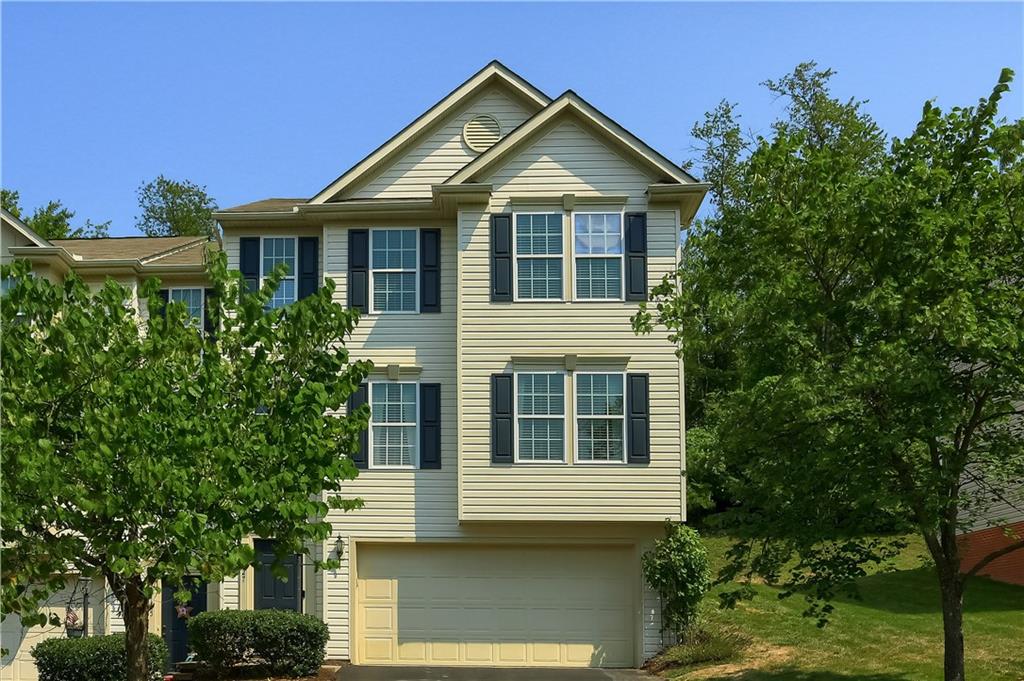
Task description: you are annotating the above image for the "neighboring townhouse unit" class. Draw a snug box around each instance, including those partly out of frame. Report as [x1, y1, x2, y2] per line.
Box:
[212, 61, 708, 669]
[958, 480, 1024, 586]
[1, 209, 218, 680]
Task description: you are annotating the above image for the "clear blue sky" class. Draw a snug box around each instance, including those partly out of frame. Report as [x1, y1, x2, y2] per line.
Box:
[3, 2, 1022, 236]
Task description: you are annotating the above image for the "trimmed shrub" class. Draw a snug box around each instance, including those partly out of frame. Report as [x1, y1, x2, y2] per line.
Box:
[188, 609, 328, 677]
[32, 633, 168, 681]
[642, 521, 713, 637]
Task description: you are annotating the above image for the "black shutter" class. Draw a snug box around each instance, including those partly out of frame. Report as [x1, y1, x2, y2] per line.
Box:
[491, 374, 514, 463]
[490, 214, 512, 302]
[627, 373, 650, 464]
[420, 229, 441, 313]
[155, 289, 169, 318]
[348, 383, 369, 470]
[348, 230, 369, 313]
[625, 213, 648, 301]
[297, 237, 319, 300]
[419, 383, 441, 469]
[203, 288, 218, 337]
[239, 237, 260, 293]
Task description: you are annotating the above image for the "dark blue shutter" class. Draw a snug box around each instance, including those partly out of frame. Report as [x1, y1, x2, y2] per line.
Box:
[491, 374, 514, 463]
[239, 237, 260, 293]
[627, 373, 650, 464]
[625, 213, 648, 301]
[203, 288, 218, 337]
[155, 289, 169, 318]
[348, 383, 369, 470]
[297, 237, 319, 300]
[419, 383, 441, 469]
[420, 229, 441, 313]
[348, 230, 369, 313]
[490, 214, 512, 302]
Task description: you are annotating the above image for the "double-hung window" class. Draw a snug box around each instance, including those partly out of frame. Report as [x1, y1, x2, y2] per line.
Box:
[262, 237, 297, 309]
[369, 382, 418, 468]
[515, 372, 565, 462]
[514, 213, 562, 300]
[371, 229, 418, 313]
[576, 373, 626, 463]
[573, 213, 624, 300]
[169, 288, 204, 328]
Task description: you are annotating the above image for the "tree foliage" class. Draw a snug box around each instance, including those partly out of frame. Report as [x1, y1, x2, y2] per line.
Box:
[135, 175, 218, 238]
[0, 254, 371, 681]
[636, 64, 1023, 681]
[2, 188, 110, 239]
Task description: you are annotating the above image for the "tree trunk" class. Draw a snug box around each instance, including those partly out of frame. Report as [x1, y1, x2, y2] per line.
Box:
[937, 563, 966, 681]
[123, 578, 151, 681]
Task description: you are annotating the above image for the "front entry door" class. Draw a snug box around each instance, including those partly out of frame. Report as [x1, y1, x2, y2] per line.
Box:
[254, 539, 302, 611]
[162, 576, 207, 664]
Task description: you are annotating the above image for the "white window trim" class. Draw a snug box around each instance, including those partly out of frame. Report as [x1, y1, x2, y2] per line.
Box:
[573, 371, 628, 465]
[571, 210, 626, 302]
[367, 380, 420, 470]
[513, 370, 568, 464]
[369, 227, 420, 315]
[166, 287, 205, 329]
[260, 236, 298, 308]
[512, 212, 564, 302]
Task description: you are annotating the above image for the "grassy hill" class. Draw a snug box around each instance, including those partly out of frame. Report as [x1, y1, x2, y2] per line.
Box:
[648, 533, 1024, 680]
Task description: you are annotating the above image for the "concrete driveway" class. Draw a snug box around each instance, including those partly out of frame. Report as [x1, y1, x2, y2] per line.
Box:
[339, 666, 655, 681]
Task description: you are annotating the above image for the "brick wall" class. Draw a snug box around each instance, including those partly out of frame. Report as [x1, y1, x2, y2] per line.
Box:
[957, 521, 1024, 585]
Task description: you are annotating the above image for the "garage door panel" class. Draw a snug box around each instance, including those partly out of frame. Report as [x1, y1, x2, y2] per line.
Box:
[356, 544, 635, 668]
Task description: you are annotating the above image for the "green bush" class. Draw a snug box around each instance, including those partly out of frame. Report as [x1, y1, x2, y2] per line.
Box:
[643, 521, 713, 637]
[188, 609, 328, 677]
[32, 633, 168, 681]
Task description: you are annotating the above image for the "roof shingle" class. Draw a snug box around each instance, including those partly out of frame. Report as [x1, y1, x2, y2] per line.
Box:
[50, 236, 212, 266]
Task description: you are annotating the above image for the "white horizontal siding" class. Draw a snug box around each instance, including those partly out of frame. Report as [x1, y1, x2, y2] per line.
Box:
[344, 87, 534, 200]
[959, 477, 1024, 533]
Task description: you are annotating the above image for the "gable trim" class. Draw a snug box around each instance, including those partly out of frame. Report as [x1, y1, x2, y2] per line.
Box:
[1, 207, 51, 247]
[444, 91, 699, 187]
[309, 61, 550, 205]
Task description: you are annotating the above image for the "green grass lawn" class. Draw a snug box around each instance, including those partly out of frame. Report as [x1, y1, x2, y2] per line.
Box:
[649, 533, 1024, 681]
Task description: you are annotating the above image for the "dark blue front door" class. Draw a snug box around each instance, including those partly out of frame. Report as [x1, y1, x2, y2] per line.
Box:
[161, 576, 207, 664]
[254, 539, 302, 611]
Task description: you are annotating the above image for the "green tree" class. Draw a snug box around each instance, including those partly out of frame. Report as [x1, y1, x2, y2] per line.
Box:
[1, 188, 110, 239]
[135, 175, 218, 238]
[636, 65, 1023, 681]
[1, 254, 371, 681]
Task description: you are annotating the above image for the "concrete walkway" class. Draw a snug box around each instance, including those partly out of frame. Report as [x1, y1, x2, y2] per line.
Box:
[339, 666, 655, 681]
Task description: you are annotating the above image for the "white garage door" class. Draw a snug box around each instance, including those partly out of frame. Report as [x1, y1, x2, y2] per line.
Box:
[355, 544, 636, 668]
[1, 584, 77, 681]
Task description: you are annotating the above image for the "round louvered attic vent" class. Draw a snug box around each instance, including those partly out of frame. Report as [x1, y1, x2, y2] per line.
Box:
[463, 114, 502, 152]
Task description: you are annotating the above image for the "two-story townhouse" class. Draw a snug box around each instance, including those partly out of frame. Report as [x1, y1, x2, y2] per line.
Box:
[213, 61, 708, 669]
[1, 208, 218, 679]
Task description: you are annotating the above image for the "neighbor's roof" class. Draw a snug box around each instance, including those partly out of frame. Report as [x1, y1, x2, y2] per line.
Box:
[49, 235, 214, 266]
[218, 198, 307, 213]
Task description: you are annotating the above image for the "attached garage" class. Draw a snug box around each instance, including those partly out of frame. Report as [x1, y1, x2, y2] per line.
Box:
[355, 543, 637, 668]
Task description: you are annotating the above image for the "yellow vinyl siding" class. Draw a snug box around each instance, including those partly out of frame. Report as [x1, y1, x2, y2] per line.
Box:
[457, 117, 683, 522]
[342, 87, 534, 200]
[484, 118, 655, 206]
[1, 222, 35, 265]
